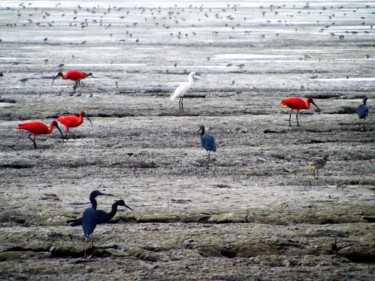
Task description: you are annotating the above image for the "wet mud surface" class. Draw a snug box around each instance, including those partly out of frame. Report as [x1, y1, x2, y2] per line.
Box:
[0, 1, 374, 280]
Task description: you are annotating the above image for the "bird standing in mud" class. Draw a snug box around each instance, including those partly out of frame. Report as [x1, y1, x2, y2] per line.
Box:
[170, 72, 199, 113]
[57, 111, 93, 140]
[67, 190, 114, 226]
[17, 120, 64, 149]
[309, 155, 329, 179]
[357, 96, 369, 122]
[198, 125, 217, 167]
[52, 70, 93, 95]
[280, 97, 320, 126]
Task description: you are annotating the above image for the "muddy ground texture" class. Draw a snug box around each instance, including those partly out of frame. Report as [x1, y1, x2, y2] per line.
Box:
[0, 1, 374, 280]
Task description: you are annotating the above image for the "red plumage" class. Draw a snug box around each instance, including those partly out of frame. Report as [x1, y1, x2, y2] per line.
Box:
[280, 97, 320, 126]
[52, 70, 93, 95]
[57, 111, 92, 139]
[17, 121, 63, 149]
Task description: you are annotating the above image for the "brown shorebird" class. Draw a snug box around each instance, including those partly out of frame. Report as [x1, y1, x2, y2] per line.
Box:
[309, 155, 329, 178]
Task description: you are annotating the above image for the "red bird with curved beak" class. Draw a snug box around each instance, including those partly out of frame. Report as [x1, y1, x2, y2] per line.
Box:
[52, 70, 93, 95]
[280, 97, 320, 126]
[17, 120, 64, 149]
[57, 111, 93, 140]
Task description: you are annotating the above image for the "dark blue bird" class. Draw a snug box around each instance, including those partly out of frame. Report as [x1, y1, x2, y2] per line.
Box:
[67, 190, 114, 226]
[80, 200, 132, 258]
[357, 96, 369, 121]
[198, 125, 217, 166]
[95, 199, 132, 224]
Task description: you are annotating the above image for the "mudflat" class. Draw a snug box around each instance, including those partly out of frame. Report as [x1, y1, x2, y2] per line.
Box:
[0, 1, 374, 280]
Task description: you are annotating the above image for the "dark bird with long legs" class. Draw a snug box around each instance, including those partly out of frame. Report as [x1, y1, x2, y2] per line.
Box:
[198, 125, 217, 167]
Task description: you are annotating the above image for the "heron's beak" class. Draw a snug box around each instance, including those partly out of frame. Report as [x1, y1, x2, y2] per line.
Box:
[311, 100, 321, 113]
[124, 203, 133, 211]
[101, 193, 115, 198]
[194, 74, 201, 80]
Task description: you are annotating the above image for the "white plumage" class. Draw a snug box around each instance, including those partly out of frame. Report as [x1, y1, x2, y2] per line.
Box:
[170, 72, 197, 112]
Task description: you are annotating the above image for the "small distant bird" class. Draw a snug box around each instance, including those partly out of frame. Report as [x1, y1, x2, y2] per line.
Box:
[52, 70, 93, 95]
[17, 121, 64, 149]
[170, 72, 199, 112]
[198, 125, 217, 166]
[281, 97, 320, 126]
[357, 96, 369, 121]
[309, 155, 329, 178]
[57, 111, 93, 140]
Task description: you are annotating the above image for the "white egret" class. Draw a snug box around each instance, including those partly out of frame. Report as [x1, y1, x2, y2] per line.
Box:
[170, 72, 198, 112]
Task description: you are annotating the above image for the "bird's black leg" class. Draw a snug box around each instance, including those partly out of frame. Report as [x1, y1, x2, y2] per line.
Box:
[289, 110, 293, 126]
[204, 151, 211, 167]
[296, 110, 300, 126]
[28, 134, 37, 149]
[71, 81, 78, 96]
[179, 97, 184, 112]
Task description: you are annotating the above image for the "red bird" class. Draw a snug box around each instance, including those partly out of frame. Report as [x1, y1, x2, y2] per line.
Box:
[17, 121, 64, 149]
[280, 97, 320, 126]
[52, 70, 93, 95]
[57, 111, 93, 140]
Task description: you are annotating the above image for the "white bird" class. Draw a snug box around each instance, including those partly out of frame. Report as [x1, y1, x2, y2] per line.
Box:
[170, 72, 198, 112]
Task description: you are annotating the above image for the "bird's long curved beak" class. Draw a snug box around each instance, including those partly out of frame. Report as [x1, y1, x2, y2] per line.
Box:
[86, 115, 93, 127]
[51, 74, 59, 85]
[311, 100, 321, 113]
[55, 123, 65, 139]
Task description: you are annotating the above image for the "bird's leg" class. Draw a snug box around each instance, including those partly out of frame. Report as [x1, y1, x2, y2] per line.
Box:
[71, 81, 79, 96]
[204, 151, 211, 167]
[179, 97, 184, 113]
[289, 109, 293, 126]
[28, 134, 37, 149]
[84, 237, 88, 258]
[296, 110, 300, 126]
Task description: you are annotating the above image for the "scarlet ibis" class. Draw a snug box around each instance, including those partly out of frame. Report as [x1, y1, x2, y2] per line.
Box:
[198, 125, 217, 166]
[309, 155, 329, 179]
[17, 120, 64, 149]
[57, 111, 93, 140]
[52, 70, 93, 95]
[357, 96, 369, 121]
[280, 97, 320, 126]
[170, 72, 199, 112]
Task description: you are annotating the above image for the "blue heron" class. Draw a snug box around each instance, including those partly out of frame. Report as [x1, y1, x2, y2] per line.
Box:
[198, 125, 217, 166]
[357, 96, 369, 121]
[170, 72, 199, 112]
[80, 198, 132, 258]
[67, 190, 113, 226]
